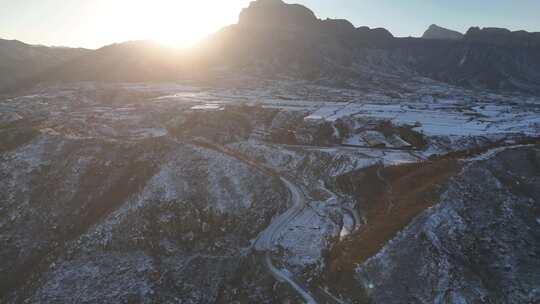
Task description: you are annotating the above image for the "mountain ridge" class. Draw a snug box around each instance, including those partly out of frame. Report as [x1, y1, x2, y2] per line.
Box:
[465, 26, 540, 47]
[0, 38, 90, 91]
[2, 0, 540, 95]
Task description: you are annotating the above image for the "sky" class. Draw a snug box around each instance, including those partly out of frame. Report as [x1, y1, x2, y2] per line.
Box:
[1, 0, 539, 49]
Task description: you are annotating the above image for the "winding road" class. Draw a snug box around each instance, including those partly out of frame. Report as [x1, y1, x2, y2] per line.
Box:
[254, 178, 305, 251]
[254, 177, 318, 304]
[189, 138, 348, 304]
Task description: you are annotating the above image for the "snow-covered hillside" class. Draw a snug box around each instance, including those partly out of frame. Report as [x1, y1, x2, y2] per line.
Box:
[1, 79, 539, 303]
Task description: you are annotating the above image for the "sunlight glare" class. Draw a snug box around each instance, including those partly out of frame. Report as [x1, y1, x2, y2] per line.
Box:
[94, 0, 250, 48]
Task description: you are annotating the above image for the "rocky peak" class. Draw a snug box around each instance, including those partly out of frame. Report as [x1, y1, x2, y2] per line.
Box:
[422, 24, 464, 40]
[238, 0, 318, 30]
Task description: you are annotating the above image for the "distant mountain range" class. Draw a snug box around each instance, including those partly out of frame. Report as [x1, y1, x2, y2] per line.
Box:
[0, 39, 89, 91]
[2, 0, 540, 94]
[465, 26, 540, 47]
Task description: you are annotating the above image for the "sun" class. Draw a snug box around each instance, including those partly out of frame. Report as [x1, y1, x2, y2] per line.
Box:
[142, 1, 209, 47]
[96, 0, 250, 48]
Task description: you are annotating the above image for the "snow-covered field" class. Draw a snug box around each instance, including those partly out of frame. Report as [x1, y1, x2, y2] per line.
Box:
[305, 100, 540, 136]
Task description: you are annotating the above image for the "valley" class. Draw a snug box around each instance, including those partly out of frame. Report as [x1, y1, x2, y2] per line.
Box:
[1, 80, 539, 303]
[1, 0, 540, 303]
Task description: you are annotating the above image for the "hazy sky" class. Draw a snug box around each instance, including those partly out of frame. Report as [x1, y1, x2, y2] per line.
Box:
[1, 0, 539, 49]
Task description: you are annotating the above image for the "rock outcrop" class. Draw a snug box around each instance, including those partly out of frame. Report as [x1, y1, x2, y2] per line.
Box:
[422, 24, 464, 40]
[238, 0, 318, 30]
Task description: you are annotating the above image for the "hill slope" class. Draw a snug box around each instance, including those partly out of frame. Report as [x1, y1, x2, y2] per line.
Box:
[0, 39, 89, 90]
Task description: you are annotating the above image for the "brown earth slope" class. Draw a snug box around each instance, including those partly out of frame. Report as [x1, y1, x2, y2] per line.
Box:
[327, 158, 461, 291]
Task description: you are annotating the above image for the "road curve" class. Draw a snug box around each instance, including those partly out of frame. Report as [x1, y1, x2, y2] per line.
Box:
[254, 177, 305, 251]
[187, 138, 318, 303]
[264, 253, 318, 304]
[255, 176, 318, 304]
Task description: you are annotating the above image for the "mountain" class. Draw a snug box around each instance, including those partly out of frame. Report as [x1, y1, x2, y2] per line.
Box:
[6, 41, 185, 93]
[194, 0, 394, 82]
[0, 38, 89, 91]
[197, 0, 540, 93]
[2, 0, 540, 95]
[7, 0, 396, 92]
[422, 24, 464, 40]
